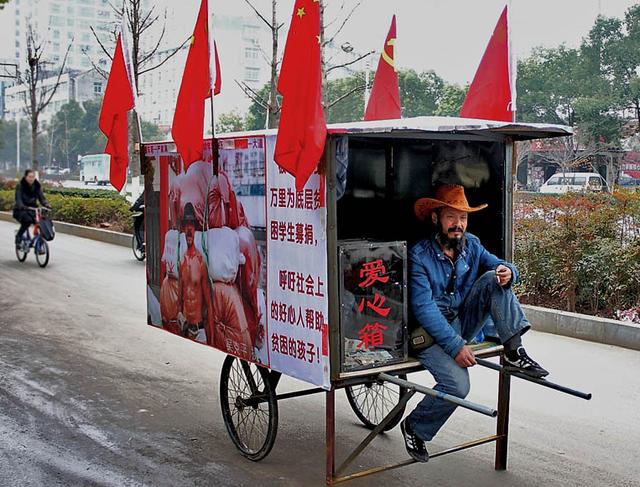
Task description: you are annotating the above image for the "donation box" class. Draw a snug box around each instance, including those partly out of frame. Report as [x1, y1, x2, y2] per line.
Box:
[338, 240, 408, 373]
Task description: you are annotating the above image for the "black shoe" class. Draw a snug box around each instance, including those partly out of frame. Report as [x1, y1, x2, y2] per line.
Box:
[400, 419, 429, 463]
[504, 347, 549, 378]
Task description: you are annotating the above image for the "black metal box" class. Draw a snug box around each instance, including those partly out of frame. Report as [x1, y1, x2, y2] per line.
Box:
[338, 240, 408, 373]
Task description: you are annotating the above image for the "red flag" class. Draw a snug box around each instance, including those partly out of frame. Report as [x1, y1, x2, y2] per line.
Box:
[460, 6, 514, 122]
[99, 35, 135, 192]
[364, 15, 401, 121]
[275, 0, 327, 191]
[172, 0, 221, 170]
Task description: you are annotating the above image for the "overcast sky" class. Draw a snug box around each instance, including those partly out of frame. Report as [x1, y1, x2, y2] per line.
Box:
[181, 0, 639, 84]
[1, 0, 638, 84]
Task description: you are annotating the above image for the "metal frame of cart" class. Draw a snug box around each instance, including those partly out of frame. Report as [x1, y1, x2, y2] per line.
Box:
[142, 116, 591, 486]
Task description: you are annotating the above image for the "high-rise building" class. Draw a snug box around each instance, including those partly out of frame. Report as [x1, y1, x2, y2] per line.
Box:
[136, 14, 271, 133]
[0, 0, 116, 73]
[4, 69, 107, 124]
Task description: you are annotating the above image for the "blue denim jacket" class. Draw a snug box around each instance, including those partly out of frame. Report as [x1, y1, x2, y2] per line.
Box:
[408, 233, 519, 358]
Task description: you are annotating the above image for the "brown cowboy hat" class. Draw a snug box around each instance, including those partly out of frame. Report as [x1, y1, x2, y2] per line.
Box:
[414, 184, 488, 222]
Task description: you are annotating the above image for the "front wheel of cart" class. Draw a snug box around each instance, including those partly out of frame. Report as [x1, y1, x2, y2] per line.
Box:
[220, 355, 278, 461]
[345, 374, 408, 431]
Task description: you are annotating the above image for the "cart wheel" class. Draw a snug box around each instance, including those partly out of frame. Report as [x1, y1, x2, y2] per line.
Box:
[345, 374, 407, 431]
[220, 355, 278, 461]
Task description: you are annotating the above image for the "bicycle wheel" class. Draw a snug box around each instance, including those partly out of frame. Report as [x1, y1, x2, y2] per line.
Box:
[345, 374, 408, 431]
[132, 235, 145, 261]
[35, 238, 49, 268]
[220, 355, 278, 461]
[15, 241, 28, 262]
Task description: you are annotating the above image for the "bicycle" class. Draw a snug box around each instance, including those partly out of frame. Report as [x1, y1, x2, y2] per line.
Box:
[131, 209, 145, 261]
[15, 207, 51, 268]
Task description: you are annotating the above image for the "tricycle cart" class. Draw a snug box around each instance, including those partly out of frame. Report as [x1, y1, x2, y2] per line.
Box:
[141, 116, 591, 485]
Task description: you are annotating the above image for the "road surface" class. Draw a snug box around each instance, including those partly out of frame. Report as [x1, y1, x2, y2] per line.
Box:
[0, 220, 638, 487]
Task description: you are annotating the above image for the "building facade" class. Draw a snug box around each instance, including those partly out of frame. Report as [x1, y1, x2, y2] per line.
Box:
[3, 69, 106, 124]
[136, 14, 271, 133]
[0, 0, 116, 74]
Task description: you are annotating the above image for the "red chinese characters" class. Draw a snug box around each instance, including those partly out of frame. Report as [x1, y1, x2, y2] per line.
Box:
[270, 220, 315, 245]
[356, 259, 392, 350]
[358, 259, 389, 288]
[271, 333, 320, 363]
[278, 270, 324, 297]
[357, 322, 388, 349]
[269, 187, 321, 210]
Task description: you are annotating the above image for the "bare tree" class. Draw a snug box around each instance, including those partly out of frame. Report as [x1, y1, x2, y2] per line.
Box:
[18, 23, 72, 171]
[240, 0, 284, 129]
[87, 0, 190, 178]
[241, 0, 372, 126]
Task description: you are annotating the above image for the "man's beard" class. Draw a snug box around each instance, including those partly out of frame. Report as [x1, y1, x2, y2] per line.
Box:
[435, 226, 466, 252]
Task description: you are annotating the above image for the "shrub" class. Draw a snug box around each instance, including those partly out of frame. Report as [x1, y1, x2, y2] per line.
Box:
[0, 189, 132, 233]
[514, 190, 640, 319]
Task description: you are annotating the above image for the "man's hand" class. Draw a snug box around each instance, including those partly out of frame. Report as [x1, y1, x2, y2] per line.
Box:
[454, 345, 476, 368]
[496, 264, 512, 287]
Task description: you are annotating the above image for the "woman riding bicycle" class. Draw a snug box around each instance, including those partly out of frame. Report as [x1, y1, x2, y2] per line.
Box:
[13, 169, 50, 248]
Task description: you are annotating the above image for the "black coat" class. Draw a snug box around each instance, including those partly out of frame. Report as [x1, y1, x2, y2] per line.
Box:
[130, 191, 145, 212]
[13, 178, 48, 217]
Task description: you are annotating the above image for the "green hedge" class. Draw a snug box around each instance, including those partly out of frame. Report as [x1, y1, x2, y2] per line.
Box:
[44, 187, 124, 200]
[514, 191, 640, 320]
[0, 189, 132, 233]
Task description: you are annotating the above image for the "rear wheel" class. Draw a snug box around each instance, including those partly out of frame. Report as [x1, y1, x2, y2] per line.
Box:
[220, 355, 278, 461]
[15, 239, 27, 262]
[345, 374, 408, 431]
[132, 235, 145, 261]
[35, 238, 49, 268]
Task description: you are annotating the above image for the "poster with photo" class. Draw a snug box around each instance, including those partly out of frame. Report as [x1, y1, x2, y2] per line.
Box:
[145, 138, 268, 365]
[144, 135, 330, 389]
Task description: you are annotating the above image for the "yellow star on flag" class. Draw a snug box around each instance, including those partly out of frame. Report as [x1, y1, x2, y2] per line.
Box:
[316, 35, 321, 44]
[297, 7, 306, 18]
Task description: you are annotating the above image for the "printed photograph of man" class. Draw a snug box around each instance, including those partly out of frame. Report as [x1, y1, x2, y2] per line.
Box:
[178, 202, 213, 343]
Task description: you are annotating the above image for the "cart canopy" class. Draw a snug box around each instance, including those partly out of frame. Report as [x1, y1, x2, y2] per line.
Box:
[147, 116, 572, 145]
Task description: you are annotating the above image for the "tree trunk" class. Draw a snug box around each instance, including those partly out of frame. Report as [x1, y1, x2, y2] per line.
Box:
[31, 116, 38, 171]
[267, 0, 279, 129]
[128, 0, 141, 179]
[319, 0, 328, 109]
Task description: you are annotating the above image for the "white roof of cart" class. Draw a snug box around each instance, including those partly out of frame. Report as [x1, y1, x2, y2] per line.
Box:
[145, 116, 572, 145]
[325, 116, 572, 140]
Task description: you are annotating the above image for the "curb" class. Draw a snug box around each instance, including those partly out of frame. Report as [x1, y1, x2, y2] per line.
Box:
[0, 211, 131, 248]
[523, 304, 640, 352]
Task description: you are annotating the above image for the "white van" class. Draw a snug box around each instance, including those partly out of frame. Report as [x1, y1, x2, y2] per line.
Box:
[80, 154, 110, 186]
[539, 172, 607, 194]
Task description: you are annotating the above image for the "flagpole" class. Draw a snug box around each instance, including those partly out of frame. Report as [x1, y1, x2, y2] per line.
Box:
[210, 96, 218, 177]
[508, 0, 516, 122]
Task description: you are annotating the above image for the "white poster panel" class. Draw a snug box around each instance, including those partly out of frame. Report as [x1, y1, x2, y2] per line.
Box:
[265, 135, 330, 389]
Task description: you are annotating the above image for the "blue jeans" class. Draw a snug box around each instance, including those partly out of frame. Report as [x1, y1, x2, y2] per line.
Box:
[407, 271, 530, 441]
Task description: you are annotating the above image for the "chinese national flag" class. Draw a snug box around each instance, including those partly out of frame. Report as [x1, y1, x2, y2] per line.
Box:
[172, 0, 221, 170]
[364, 15, 401, 121]
[275, 0, 327, 191]
[99, 35, 135, 192]
[460, 6, 514, 122]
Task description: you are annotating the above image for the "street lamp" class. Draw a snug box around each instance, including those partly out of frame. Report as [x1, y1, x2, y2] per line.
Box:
[340, 43, 374, 111]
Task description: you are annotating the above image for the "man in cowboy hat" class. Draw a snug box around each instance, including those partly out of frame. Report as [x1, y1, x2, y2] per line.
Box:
[400, 184, 548, 463]
[178, 202, 213, 343]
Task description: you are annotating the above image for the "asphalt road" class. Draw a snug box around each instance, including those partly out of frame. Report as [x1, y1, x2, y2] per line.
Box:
[0, 220, 638, 487]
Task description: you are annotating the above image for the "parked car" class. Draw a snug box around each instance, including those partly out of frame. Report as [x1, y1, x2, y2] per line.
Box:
[539, 172, 608, 194]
